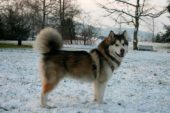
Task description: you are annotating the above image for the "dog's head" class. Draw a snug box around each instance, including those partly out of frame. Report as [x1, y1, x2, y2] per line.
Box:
[106, 30, 128, 58]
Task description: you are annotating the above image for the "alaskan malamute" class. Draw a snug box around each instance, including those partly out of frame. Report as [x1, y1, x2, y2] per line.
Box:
[34, 27, 128, 107]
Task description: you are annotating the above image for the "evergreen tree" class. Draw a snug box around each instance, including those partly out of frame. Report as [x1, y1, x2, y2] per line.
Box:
[155, 33, 161, 42]
[5, 8, 30, 41]
[161, 4, 170, 42]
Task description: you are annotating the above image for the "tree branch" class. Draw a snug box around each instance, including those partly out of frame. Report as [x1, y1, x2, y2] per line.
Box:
[140, 8, 167, 18]
[140, 0, 146, 14]
[114, 0, 136, 7]
[111, 14, 135, 26]
[98, 3, 136, 18]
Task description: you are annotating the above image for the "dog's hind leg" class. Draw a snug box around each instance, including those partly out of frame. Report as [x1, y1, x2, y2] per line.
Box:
[41, 83, 54, 107]
[41, 77, 60, 108]
[93, 80, 107, 104]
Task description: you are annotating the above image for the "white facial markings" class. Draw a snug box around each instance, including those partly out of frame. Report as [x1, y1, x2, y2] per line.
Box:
[121, 40, 124, 45]
[115, 40, 121, 55]
[108, 39, 128, 59]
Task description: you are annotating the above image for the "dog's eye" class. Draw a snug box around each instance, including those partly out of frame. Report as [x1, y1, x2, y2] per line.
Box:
[122, 44, 125, 46]
[115, 44, 119, 47]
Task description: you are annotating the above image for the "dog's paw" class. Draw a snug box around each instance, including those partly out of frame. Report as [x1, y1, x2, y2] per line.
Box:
[96, 99, 105, 104]
[40, 104, 47, 108]
[46, 106, 57, 109]
[41, 104, 57, 109]
[94, 98, 97, 102]
[103, 101, 107, 104]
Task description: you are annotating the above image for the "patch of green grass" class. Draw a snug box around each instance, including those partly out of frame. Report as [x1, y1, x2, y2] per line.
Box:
[158, 43, 170, 49]
[163, 46, 170, 49]
[0, 43, 32, 48]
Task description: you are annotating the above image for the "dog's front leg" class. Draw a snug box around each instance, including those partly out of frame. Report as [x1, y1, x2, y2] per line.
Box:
[93, 80, 107, 104]
[41, 92, 48, 107]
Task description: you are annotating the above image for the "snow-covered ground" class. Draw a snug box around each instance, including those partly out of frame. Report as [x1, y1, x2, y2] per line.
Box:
[0, 48, 170, 113]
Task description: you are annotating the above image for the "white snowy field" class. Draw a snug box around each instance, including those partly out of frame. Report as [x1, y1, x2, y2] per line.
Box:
[0, 48, 170, 113]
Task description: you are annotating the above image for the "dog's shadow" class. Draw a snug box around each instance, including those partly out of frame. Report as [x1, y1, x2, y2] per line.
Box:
[42, 105, 57, 109]
[43, 97, 109, 109]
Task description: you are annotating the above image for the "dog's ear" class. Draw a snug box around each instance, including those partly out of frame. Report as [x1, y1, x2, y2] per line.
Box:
[108, 30, 114, 39]
[107, 30, 115, 43]
[122, 30, 128, 40]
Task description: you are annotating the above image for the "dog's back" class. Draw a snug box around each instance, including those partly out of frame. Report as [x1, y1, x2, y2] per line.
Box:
[42, 50, 97, 80]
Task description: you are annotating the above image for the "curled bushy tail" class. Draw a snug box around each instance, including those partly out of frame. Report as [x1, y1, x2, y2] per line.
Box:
[34, 27, 62, 54]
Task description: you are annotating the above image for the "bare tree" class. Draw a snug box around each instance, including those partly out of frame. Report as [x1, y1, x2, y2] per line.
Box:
[0, 0, 81, 43]
[0, 0, 31, 43]
[98, 0, 167, 50]
[25, 0, 57, 28]
[56, 0, 80, 42]
[77, 13, 99, 45]
[41, 0, 57, 28]
[82, 25, 98, 45]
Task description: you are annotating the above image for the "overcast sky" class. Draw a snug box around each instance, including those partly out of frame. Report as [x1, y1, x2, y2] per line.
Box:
[77, 0, 169, 34]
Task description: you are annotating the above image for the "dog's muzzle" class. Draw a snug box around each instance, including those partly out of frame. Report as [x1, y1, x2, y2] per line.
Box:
[120, 49, 125, 57]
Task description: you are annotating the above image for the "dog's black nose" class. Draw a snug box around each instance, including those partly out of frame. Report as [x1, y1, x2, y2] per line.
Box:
[120, 49, 125, 56]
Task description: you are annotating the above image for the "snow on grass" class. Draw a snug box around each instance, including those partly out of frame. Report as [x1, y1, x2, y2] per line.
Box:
[0, 48, 170, 113]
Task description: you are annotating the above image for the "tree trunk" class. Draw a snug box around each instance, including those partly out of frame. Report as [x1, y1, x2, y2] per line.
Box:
[84, 36, 86, 45]
[152, 17, 155, 41]
[69, 28, 73, 44]
[70, 38, 73, 44]
[133, 0, 139, 50]
[59, 0, 63, 37]
[133, 19, 139, 50]
[133, 17, 139, 50]
[133, 28, 138, 50]
[42, 0, 46, 28]
[18, 39, 22, 46]
[63, 0, 65, 20]
[59, 0, 62, 24]
[59, 0, 65, 37]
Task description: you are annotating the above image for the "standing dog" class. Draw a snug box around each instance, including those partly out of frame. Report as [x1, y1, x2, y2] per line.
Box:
[34, 27, 128, 107]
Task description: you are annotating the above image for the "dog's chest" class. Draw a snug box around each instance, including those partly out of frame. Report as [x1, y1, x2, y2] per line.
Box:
[98, 63, 113, 82]
[105, 65, 113, 80]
